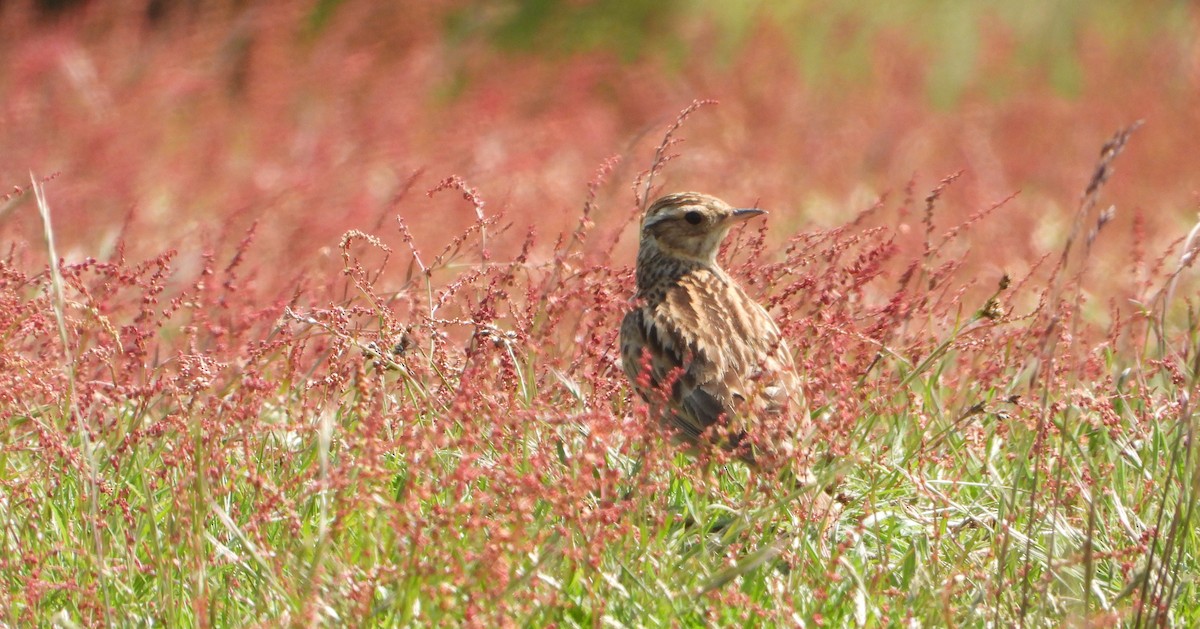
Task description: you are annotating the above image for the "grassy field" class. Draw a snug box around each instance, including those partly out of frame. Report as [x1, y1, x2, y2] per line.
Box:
[2, 1, 1200, 626]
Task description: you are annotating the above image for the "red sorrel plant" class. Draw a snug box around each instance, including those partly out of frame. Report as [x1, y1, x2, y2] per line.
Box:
[3, 3, 1200, 620]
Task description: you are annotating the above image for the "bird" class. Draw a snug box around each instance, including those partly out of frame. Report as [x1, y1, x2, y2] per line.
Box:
[620, 191, 810, 471]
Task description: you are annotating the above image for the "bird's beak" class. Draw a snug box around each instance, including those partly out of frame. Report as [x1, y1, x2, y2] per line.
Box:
[730, 208, 767, 222]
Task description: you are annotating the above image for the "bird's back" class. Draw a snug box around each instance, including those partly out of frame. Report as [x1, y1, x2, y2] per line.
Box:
[620, 265, 802, 455]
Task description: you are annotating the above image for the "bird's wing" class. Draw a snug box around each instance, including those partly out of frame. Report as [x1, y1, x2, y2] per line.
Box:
[620, 306, 708, 442]
[622, 270, 801, 445]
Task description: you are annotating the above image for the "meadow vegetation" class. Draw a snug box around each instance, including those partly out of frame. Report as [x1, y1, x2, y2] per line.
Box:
[2, 1, 1199, 625]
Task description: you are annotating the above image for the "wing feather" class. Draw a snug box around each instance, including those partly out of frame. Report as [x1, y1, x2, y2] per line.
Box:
[621, 267, 802, 451]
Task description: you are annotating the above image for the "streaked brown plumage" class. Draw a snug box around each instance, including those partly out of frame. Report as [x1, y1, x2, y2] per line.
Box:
[620, 192, 807, 467]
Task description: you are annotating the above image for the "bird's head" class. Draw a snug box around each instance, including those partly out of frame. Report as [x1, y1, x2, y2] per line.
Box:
[640, 192, 766, 263]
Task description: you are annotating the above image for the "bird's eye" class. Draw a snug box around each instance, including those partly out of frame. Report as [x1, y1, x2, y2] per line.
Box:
[684, 211, 703, 225]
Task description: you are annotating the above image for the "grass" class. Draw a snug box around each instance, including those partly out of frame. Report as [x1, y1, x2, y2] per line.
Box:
[4, 113, 1200, 626]
[3, 2, 1200, 626]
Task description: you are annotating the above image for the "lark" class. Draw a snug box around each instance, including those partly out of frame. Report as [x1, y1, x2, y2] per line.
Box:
[620, 192, 808, 469]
